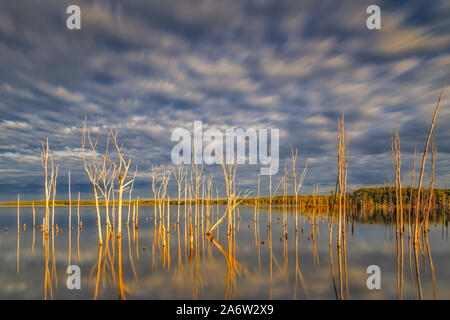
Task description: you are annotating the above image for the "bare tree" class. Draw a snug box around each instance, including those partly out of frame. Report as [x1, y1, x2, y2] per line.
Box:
[290, 146, 308, 231]
[98, 133, 116, 231]
[174, 165, 186, 224]
[126, 166, 138, 226]
[414, 86, 444, 243]
[337, 114, 349, 248]
[81, 119, 104, 245]
[207, 161, 249, 236]
[391, 125, 403, 235]
[41, 138, 57, 235]
[108, 128, 133, 239]
[152, 165, 158, 227]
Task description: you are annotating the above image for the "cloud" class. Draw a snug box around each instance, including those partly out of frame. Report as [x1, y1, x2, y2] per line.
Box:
[36, 82, 85, 103]
[374, 13, 449, 55]
[1, 120, 30, 130]
[0, 0, 449, 201]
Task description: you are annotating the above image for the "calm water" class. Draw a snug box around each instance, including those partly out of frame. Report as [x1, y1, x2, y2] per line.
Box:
[0, 205, 448, 299]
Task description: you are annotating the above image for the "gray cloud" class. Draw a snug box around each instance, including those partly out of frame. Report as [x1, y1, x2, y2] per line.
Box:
[0, 0, 449, 201]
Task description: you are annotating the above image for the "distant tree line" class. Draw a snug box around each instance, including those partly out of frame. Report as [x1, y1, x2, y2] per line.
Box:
[2, 186, 448, 211]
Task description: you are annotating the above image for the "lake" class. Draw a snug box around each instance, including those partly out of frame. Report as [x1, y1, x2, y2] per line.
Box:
[0, 205, 448, 299]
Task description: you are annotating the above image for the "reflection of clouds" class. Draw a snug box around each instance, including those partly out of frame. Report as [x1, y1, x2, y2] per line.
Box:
[0, 207, 450, 299]
[3, 282, 27, 294]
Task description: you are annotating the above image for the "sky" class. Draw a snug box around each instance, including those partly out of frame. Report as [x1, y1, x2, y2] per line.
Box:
[0, 0, 449, 202]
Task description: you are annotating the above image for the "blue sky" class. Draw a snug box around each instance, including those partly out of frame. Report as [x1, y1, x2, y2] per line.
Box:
[0, 0, 449, 201]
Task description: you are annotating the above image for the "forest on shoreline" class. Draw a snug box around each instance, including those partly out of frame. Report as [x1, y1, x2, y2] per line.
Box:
[2, 186, 448, 209]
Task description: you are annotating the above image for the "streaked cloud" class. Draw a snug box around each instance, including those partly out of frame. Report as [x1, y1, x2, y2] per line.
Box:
[0, 0, 449, 201]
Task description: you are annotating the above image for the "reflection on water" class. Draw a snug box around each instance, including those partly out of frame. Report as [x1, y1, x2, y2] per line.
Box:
[0, 205, 448, 299]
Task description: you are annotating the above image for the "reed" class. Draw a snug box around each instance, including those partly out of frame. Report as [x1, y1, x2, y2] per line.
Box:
[205, 173, 213, 222]
[336, 114, 349, 248]
[254, 173, 260, 222]
[32, 201, 35, 228]
[391, 125, 403, 235]
[408, 150, 417, 239]
[41, 138, 57, 235]
[151, 166, 159, 227]
[136, 196, 140, 228]
[17, 194, 20, 233]
[423, 134, 437, 233]
[68, 170, 72, 230]
[174, 165, 186, 224]
[290, 146, 308, 231]
[77, 192, 80, 229]
[51, 165, 58, 228]
[414, 87, 444, 244]
[126, 167, 137, 225]
[98, 134, 115, 230]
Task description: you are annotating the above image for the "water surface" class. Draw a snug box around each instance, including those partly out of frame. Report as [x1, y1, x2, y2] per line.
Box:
[0, 205, 448, 299]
